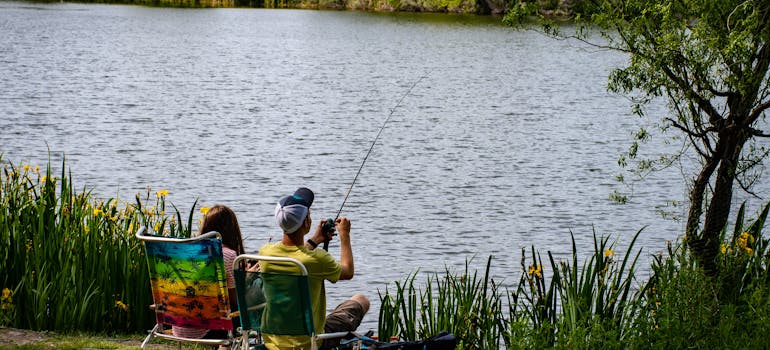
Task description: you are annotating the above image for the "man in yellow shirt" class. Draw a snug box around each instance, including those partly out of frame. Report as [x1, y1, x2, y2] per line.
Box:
[259, 187, 369, 350]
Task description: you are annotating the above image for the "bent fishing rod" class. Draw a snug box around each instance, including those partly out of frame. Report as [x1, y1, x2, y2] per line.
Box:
[321, 74, 428, 250]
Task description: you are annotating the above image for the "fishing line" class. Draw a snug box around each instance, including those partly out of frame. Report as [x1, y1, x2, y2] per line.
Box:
[322, 73, 428, 249]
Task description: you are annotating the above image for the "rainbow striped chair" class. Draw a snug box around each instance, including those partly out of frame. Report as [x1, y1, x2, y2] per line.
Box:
[137, 227, 242, 349]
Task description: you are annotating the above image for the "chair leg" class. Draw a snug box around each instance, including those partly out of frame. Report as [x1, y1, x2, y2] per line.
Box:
[239, 332, 249, 350]
[141, 324, 160, 349]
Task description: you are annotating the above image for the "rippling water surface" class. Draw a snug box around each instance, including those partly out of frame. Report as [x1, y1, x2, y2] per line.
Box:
[2, 1, 768, 331]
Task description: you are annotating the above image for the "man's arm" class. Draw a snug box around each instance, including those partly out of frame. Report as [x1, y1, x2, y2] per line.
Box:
[336, 217, 354, 280]
[305, 217, 354, 280]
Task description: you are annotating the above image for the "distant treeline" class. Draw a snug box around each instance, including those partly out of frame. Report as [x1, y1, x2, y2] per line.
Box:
[66, 0, 585, 16]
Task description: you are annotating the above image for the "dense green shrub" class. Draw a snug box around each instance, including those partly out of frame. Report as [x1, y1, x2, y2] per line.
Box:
[0, 155, 196, 333]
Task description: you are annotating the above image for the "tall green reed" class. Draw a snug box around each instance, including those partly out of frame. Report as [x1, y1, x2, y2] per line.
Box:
[378, 229, 644, 349]
[0, 155, 198, 333]
[553, 230, 642, 340]
[378, 256, 506, 349]
[507, 246, 559, 347]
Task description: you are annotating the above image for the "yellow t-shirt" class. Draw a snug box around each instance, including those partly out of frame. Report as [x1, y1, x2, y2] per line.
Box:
[258, 242, 341, 350]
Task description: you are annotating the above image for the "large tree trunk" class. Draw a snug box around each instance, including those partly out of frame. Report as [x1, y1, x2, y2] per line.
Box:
[687, 123, 749, 275]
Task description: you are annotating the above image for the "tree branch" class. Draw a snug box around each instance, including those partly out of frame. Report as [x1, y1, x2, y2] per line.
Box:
[745, 41, 770, 124]
[736, 175, 761, 199]
[748, 98, 770, 125]
[749, 128, 770, 137]
[660, 64, 724, 125]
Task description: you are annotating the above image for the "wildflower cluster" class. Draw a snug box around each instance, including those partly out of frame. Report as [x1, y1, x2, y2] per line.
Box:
[1, 288, 14, 326]
[721, 232, 755, 256]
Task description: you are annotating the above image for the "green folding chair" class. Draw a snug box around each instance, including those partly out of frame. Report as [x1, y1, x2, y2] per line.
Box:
[136, 227, 242, 349]
[233, 254, 352, 350]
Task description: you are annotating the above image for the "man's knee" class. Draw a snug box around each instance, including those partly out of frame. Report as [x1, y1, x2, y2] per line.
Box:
[325, 295, 369, 333]
[350, 294, 370, 314]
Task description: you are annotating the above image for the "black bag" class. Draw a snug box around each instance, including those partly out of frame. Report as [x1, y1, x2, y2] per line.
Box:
[371, 331, 457, 350]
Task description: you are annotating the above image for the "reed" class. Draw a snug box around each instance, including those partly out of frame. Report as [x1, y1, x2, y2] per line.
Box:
[378, 256, 506, 349]
[0, 155, 197, 333]
[378, 230, 644, 349]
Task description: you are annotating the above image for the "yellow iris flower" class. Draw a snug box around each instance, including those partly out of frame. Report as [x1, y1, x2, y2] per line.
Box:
[528, 264, 542, 278]
[115, 300, 129, 311]
[1, 288, 11, 301]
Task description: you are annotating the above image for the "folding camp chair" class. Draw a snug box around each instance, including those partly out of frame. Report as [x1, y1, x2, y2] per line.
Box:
[233, 254, 355, 350]
[136, 227, 241, 349]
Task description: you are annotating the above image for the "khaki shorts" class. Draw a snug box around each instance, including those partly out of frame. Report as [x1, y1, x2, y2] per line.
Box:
[325, 299, 366, 333]
[321, 299, 366, 349]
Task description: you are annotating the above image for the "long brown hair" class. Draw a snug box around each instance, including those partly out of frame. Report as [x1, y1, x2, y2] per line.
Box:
[200, 205, 245, 255]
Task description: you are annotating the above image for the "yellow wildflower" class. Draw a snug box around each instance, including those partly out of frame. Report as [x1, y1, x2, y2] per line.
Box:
[156, 189, 169, 198]
[93, 208, 104, 216]
[745, 247, 754, 255]
[25, 240, 32, 252]
[23, 164, 29, 172]
[128, 222, 134, 234]
[1, 288, 11, 302]
[34, 165, 40, 173]
[528, 264, 542, 278]
[720, 244, 727, 254]
[604, 249, 615, 258]
[115, 300, 129, 311]
[200, 207, 210, 215]
[154, 222, 161, 233]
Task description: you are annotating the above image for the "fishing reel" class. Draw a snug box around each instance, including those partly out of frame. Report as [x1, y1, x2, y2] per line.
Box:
[321, 218, 336, 238]
[320, 218, 336, 251]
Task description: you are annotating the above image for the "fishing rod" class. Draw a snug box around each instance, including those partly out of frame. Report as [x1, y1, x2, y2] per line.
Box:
[321, 74, 428, 250]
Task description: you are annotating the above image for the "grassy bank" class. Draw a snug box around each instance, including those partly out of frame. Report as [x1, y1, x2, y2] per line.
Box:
[0, 327, 214, 349]
[378, 209, 770, 348]
[3, 155, 770, 348]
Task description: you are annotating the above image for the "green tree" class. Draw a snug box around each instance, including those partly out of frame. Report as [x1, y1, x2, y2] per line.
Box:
[507, 1, 770, 275]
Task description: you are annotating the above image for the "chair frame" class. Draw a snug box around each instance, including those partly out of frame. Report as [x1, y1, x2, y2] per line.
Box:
[137, 226, 241, 349]
[233, 254, 350, 350]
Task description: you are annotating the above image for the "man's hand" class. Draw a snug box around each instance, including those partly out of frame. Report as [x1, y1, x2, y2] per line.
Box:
[336, 217, 351, 242]
[309, 221, 328, 247]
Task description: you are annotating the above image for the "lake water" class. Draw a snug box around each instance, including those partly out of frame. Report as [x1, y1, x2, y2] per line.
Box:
[2, 1, 768, 332]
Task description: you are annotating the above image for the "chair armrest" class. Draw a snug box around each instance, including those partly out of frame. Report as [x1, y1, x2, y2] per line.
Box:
[316, 331, 350, 340]
[248, 303, 266, 312]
